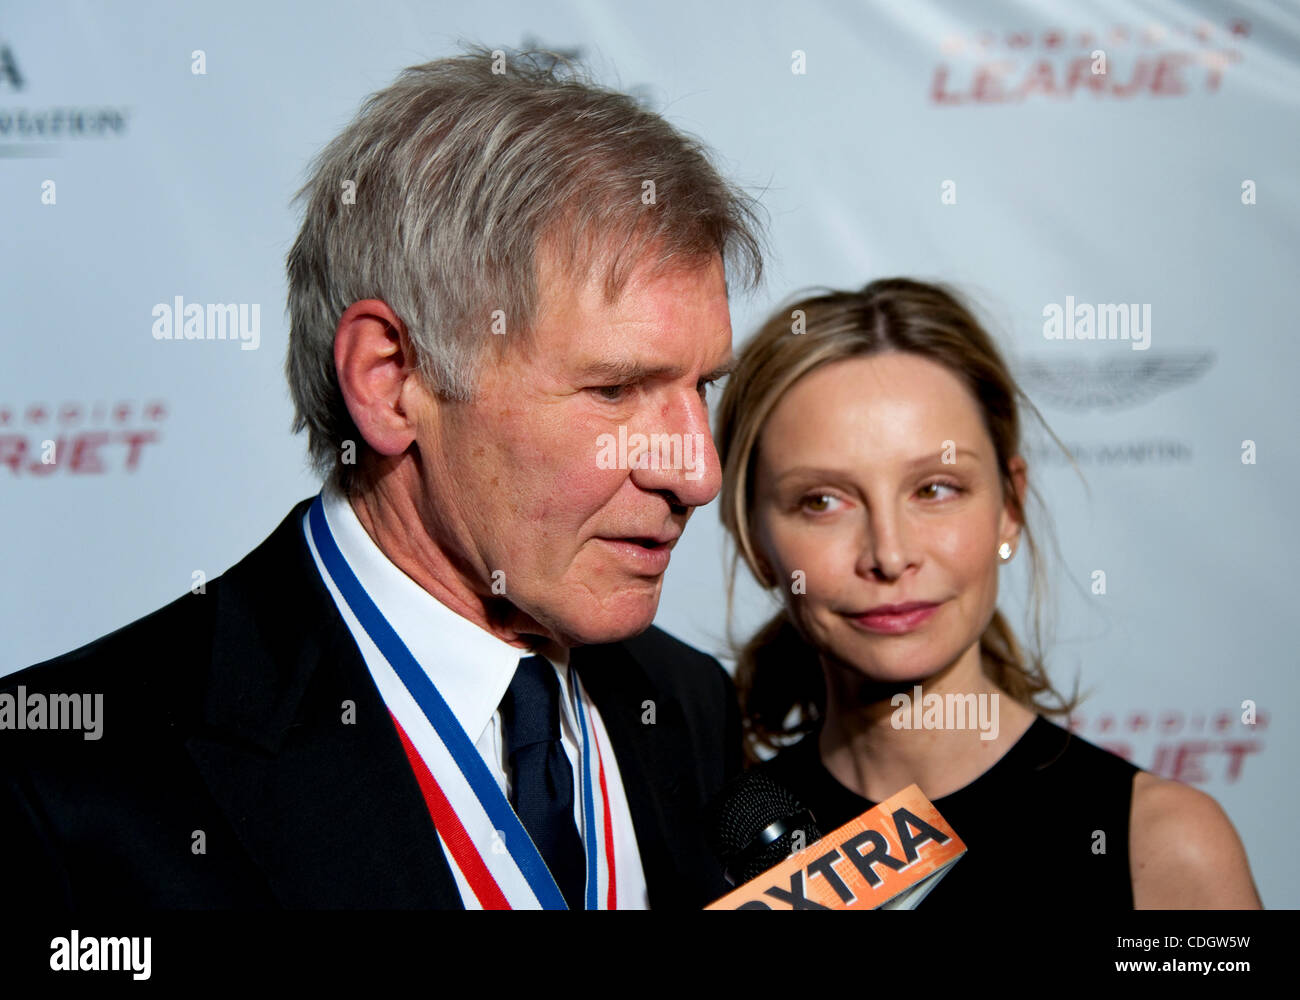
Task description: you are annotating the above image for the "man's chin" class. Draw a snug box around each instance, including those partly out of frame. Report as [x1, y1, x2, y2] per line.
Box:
[554, 599, 660, 648]
[564, 620, 656, 648]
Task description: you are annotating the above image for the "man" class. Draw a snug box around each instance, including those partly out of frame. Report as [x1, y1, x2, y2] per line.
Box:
[0, 48, 763, 909]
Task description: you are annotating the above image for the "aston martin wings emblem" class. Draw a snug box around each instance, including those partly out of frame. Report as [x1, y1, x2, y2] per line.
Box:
[1014, 351, 1215, 411]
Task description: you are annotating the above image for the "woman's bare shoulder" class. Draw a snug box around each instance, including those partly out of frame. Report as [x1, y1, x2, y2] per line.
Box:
[1129, 771, 1262, 909]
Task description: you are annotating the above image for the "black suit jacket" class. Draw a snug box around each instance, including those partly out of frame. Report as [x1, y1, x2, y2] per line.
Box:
[0, 499, 741, 909]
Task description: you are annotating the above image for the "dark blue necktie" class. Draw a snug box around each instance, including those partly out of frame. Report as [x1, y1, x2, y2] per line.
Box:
[499, 655, 586, 909]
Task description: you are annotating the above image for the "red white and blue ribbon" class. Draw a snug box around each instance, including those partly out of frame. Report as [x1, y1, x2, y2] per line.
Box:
[305, 494, 617, 908]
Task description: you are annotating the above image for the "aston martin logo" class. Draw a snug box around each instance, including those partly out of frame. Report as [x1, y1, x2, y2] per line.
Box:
[1014, 351, 1215, 412]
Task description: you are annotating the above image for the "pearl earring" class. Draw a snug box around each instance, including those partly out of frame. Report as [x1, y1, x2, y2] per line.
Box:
[998, 542, 1013, 561]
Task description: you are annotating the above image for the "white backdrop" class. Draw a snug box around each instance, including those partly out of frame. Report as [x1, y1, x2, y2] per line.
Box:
[3, 0, 1296, 907]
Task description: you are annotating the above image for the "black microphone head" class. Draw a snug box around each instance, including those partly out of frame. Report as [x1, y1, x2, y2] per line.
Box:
[705, 769, 822, 886]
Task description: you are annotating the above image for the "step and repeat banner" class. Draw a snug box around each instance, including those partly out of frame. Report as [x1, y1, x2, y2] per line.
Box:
[3, 1, 1296, 906]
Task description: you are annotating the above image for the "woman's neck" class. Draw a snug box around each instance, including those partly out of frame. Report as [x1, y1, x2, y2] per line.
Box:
[817, 645, 1037, 804]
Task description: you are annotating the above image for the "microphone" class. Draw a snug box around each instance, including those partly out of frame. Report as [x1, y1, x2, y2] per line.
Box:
[705, 777, 967, 910]
[705, 769, 823, 887]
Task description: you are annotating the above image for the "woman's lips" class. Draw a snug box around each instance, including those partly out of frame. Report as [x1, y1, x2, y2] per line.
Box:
[847, 602, 940, 634]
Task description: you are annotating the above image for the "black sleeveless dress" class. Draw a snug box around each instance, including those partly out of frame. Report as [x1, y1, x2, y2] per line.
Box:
[758, 715, 1140, 909]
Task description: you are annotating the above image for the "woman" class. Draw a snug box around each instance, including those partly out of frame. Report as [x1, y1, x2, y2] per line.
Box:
[714, 278, 1260, 908]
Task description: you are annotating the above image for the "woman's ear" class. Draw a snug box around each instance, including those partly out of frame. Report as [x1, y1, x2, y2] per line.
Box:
[748, 525, 779, 589]
[998, 454, 1028, 556]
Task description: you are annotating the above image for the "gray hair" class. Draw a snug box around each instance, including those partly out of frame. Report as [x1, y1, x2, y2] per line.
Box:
[286, 46, 765, 494]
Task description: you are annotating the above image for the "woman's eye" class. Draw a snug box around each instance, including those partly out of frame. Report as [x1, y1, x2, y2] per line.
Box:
[800, 493, 837, 513]
[918, 481, 961, 500]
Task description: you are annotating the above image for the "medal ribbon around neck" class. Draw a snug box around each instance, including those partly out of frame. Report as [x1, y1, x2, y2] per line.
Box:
[307, 495, 616, 908]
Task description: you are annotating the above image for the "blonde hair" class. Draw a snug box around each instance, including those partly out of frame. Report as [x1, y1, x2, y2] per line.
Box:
[714, 278, 1078, 762]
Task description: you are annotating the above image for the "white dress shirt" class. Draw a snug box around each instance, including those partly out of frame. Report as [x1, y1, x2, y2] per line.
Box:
[302, 486, 649, 908]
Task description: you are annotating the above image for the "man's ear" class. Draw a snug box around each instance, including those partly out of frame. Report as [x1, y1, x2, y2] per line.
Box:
[334, 299, 423, 458]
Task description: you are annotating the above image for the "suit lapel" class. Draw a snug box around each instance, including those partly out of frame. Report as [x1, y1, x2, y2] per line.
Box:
[181, 498, 722, 909]
[184, 499, 464, 908]
[573, 642, 707, 909]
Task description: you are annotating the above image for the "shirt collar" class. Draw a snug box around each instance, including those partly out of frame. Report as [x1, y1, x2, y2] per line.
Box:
[319, 486, 565, 744]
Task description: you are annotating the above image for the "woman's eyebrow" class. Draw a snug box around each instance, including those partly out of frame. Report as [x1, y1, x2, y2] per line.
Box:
[772, 449, 985, 483]
[772, 465, 849, 484]
[903, 446, 983, 470]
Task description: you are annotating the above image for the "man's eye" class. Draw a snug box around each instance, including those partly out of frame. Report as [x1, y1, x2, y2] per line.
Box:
[592, 384, 629, 402]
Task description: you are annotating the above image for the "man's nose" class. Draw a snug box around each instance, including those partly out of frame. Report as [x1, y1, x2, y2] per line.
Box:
[629, 392, 722, 507]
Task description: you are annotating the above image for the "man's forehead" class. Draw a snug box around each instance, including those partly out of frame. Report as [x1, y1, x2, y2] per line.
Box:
[538, 245, 725, 305]
[528, 250, 732, 372]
